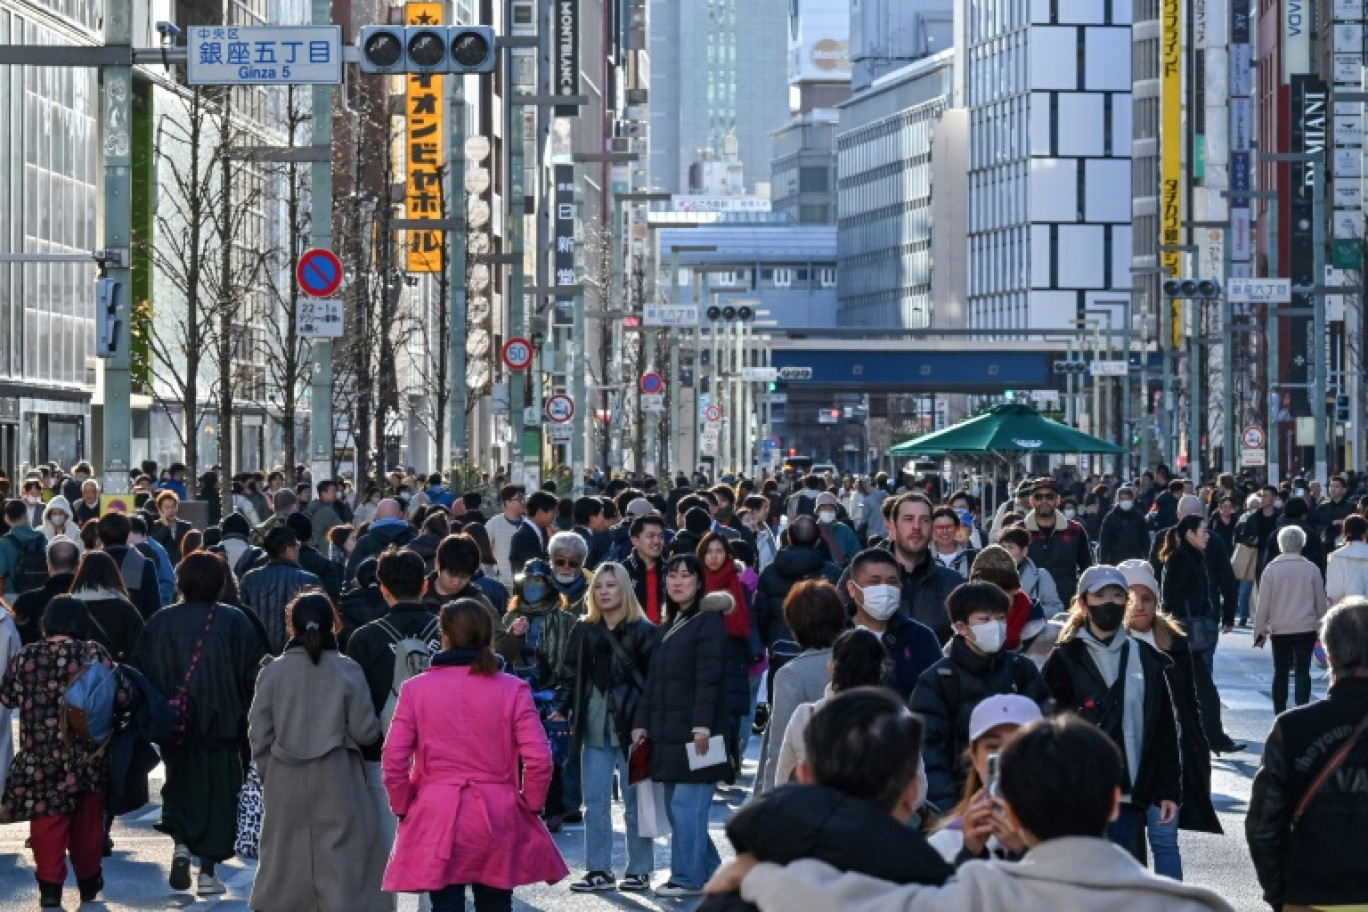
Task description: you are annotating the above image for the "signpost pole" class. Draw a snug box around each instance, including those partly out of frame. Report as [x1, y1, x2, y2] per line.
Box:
[309, 0, 335, 485]
[448, 72, 468, 467]
[100, 2, 133, 493]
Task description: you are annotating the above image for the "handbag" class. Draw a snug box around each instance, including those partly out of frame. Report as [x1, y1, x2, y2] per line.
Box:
[1231, 543, 1258, 582]
[166, 603, 217, 748]
[635, 777, 671, 838]
[235, 762, 265, 859]
[1292, 712, 1368, 828]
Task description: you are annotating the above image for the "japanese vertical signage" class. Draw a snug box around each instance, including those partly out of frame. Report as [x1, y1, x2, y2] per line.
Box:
[1331, 14, 1364, 272]
[555, 0, 580, 115]
[553, 164, 576, 326]
[1283, 0, 1311, 83]
[406, 2, 444, 272]
[1229, 1, 1253, 282]
[1289, 74, 1327, 417]
[1161, 0, 1183, 346]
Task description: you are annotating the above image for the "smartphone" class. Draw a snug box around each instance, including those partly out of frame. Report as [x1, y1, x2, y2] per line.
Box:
[986, 753, 1001, 802]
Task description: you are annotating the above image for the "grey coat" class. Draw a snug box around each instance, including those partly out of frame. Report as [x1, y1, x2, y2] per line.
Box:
[757, 649, 832, 794]
[247, 649, 389, 912]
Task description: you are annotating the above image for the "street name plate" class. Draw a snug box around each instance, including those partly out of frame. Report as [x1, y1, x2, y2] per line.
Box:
[189, 26, 343, 85]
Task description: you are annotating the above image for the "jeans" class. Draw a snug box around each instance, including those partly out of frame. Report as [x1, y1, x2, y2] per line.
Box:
[1185, 617, 1229, 745]
[582, 744, 653, 876]
[662, 782, 721, 888]
[430, 884, 512, 912]
[562, 745, 583, 815]
[1237, 580, 1254, 622]
[1271, 631, 1317, 714]
[737, 673, 763, 756]
[1145, 803, 1182, 880]
[1106, 802, 1148, 865]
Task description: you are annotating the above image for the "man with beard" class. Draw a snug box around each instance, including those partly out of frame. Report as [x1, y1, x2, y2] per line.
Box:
[879, 493, 963, 645]
[1023, 478, 1093, 608]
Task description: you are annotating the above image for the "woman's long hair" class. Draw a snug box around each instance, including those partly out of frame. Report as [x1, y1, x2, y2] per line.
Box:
[1157, 513, 1205, 565]
[1123, 590, 1186, 652]
[584, 562, 645, 625]
[440, 598, 499, 675]
[288, 591, 340, 664]
[70, 550, 129, 595]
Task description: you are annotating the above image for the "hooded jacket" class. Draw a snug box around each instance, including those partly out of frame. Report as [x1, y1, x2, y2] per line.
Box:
[39, 496, 79, 545]
[1325, 539, 1368, 604]
[754, 546, 842, 647]
[699, 784, 953, 912]
[345, 518, 417, 582]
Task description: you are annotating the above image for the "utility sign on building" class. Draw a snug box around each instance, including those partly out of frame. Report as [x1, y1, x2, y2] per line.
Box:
[188, 26, 342, 85]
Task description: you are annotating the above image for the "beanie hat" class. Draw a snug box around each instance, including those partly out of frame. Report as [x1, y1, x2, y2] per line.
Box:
[221, 510, 252, 538]
[970, 545, 1021, 592]
[684, 507, 713, 537]
[1176, 494, 1204, 518]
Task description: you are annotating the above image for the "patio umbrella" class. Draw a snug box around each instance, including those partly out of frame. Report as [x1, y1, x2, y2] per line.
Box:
[888, 403, 1125, 457]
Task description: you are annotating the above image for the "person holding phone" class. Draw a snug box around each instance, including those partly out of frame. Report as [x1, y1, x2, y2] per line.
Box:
[928, 695, 1041, 866]
[1252, 525, 1328, 714]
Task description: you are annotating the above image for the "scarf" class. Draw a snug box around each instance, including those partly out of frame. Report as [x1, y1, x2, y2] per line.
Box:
[1005, 589, 1033, 650]
[71, 587, 129, 604]
[705, 559, 752, 639]
[553, 570, 588, 604]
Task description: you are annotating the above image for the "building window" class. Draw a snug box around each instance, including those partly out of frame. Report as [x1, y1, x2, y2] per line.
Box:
[799, 166, 829, 192]
[773, 268, 793, 287]
[818, 267, 837, 288]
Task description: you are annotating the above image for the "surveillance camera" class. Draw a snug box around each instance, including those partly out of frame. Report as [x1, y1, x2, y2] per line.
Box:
[155, 21, 182, 41]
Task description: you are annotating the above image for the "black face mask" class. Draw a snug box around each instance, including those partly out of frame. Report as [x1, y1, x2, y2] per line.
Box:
[1089, 600, 1127, 634]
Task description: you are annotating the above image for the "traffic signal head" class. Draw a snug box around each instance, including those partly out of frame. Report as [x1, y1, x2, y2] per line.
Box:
[1162, 279, 1182, 298]
[449, 27, 496, 73]
[1180, 279, 1199, 298]
[722, 305, 737, 321]
[406, 25, 448, 73]
[359, 25, 498, 74]
[706, 305, 721, 321]
[737, 305, 753, 321]
[1196, 279, 1221, 298]
[359, 27, 405, 73]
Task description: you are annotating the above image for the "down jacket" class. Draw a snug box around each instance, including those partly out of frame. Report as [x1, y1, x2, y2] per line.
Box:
[1325, 540, 1368, 604]
[753, 546, 842, 647]
[241, 560, 324, 654]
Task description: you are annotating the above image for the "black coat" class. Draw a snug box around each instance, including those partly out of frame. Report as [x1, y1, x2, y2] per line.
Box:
[336, 584, 386, 650]
[10, 572, 75, 645]
[1155, 632, 1221, 834]
[296, 544, 342, 603]
[345, 521, 416, 582]
[621, 550, 666, 623]
[1098, 506, 1150, 565]
[754, 546, 841, 647]
[150, 519, 194, 563]
[1247, 677, 1368, 909]
[632, 604, 732, 783]
[554, 617, 657, 757]
[73, 593, 145, 663]
[700, 784, 953, 912]
[508, 523, 547, 574]
[105, 545, 162, 621]
[892, 551, 963, 645]
[1264, 518, 1327, 578]
[1025, 514, 1093, 608]
[240, 560, 323, 654]
[1158, 541, 1215, 625]
[1151, 533, 1238, 627]
[1042, 633, 1182, 811]
[129, 600, 265, 749]
[910, 637, 1053, 811]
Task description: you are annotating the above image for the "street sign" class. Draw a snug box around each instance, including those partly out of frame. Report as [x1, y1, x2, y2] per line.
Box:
[642, 393, 665, 413]
[189, 26, 343, 86]
[640, 372, 665, 394]
[1226, 277, 1292, 304]
[642, 304, 700, 327]
[297, 298, 343, 337]
[547, 422, 574, 443]
[1241, 448, 1267, 467]
[704, 405, 723, 423]
[762, 437, 780, 451]
[502, 337, 534, 371]
[817, 408, 842, 424]
[777, 366, 813, 381]
[545, 394, 575, 424]
[1088, 360, 1128, 377]
[1242, 426, 1266, 449]
[741, 367, 779, 382]
[297, 248, 344, 297]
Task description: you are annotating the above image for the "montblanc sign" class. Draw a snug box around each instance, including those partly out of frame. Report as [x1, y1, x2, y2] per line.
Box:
[555, 0, 579, 115]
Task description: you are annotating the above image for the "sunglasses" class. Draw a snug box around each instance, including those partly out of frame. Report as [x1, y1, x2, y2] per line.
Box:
[1031, 492, 1058, 500]
[553, 558, 582, 569]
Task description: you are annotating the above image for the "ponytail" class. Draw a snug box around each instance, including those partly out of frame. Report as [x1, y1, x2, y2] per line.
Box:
[287, 591, 340, 664]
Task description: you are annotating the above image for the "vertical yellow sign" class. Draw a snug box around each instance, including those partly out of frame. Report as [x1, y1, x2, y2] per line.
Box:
[1160, 0, 1183, 347]
[406, 2, 444, 272]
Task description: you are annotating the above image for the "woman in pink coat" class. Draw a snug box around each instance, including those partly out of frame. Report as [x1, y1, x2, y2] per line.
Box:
[382, 598, 569, 911]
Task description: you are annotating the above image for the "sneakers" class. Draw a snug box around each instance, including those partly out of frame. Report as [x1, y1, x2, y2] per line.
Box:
[619, 874, 652, 892]
[169, 845, 192, 891]
[655, 881, 703, 897]
[78, 872, 104, 903]
[569, 871, 616, 893]
[197, 873, 227, 896]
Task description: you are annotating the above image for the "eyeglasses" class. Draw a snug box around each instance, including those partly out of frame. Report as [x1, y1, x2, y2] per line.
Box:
[552, 558, 582, 569]
[1031, 492, 1058, 500]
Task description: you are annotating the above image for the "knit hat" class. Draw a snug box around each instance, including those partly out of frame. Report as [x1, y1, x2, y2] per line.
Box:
[1176, 494, 1204, 518]
[286, 511, 314, 543]
[970, 545, 1021, 592]
[815, 491, 840, 508]
[1116, 559, 1160, 598]
[221, 510, 252, 538]
[625, 497, 656, 519]
[683, 507, 712, 537]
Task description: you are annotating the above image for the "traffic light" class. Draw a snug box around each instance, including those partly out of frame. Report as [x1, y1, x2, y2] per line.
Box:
[1336, 394, 1351, 423]
[95, 277, 120, 358]
[1052, 360, 1086, 375]
[1162, 278, 1222, 300]
[358, 26, 497, 74]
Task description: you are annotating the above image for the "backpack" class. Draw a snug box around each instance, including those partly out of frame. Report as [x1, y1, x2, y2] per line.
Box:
[61, 659, 118, 749]
[118, 547, 149, 600]
[377, 617, 439, 732]
[8, 533, 49, 594]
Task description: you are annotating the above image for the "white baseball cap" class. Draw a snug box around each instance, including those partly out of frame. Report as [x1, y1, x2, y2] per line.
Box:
[968, 694, 1043, 743]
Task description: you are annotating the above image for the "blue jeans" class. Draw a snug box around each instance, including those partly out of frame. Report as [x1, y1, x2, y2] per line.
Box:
[1106, 802, 1147, 864]
[582, 743, 653, 876]
[1237, 580, 1254, 622]
[662, 782, 720, 888]
[430, 883, 511, 912]
[737, 673, 763, 757]
[562, 744, 583, 814]
[1146, 803, 1182, 879]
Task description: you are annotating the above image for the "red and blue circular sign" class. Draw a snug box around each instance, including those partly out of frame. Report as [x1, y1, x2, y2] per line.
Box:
[502, 337, 534, 371]
[640, 372, 664, 394]
[297, 248, 344, 298]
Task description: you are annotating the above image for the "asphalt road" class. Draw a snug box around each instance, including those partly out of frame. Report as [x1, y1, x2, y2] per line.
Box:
[0, 628, 1306, 911]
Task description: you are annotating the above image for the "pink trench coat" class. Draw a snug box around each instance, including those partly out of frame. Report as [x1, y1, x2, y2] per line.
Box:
[381, 663, 569, 893]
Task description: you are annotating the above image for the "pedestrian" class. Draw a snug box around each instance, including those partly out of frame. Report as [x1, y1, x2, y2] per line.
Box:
[247, 592, 389, 912]
[1326, 514, 1368, 605]
[815, 492, 862, 567]
[1098, 485, 1150, 565]
[621, 513, 668, 624]
[38, 495, 78, 547]
[547, 530, 592, 612]
[1023, 478, 1093, 609]
[1265, 497, 1327, 578]
[95, 511, 162, 621]
[714, 714, 1235, 912]
[462, 522, 510, 615]
[930, 506, 978, 579]
[0, 498, 49, 601]
[699, 531, 760, 755]
[485, 484, 529, 589]
[0, 597, 130, 907]
[345, 498, 417, 584]
[67, 549, 145, 662]
[630, 553, 734, 897]
[382, 598, 569, 910]
[997, 527, 1064, 615]
[326, 523, 355, 575]
[496, 558, 577, 688]
[241, 526, 323, 654]
[131, 551, 265, 897]
[553, 562, 657, 894]
[422, 532, 499, 620]
[928, 693, 1041, 865]
[1119, 559, 1222, 880]
[1247, 597, 1368, 911]
[1042, 565, 1182, 863]
[285, 512, 342, 602]
[1252, 525, 1328, 715]
[150, 490, 194, 562]
[911, 582, 1052, 812]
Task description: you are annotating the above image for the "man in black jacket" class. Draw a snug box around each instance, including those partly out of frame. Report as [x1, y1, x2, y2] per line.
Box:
[1098, 485, 1150, 564]
[284, 512, 341, 603]
[702, 688, 952, 912]
[10, 536, 78, 644]
[96, 511, 162, 621]
[422, 532, 497, 621]
[622, 514, 668, 624]
[509, 489, 557, 572]
[754, 516, 842, 647]
[345, 498, 416, 582]
[1023, 478, 1093, 609]
[240, 526, 322, 653]
[571, 495, 613, 569]
[1247, 599, 1368, 911]
[879, 493, 963, 644]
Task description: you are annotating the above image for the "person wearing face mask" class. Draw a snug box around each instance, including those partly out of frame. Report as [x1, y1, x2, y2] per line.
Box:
[38, 496, 78, 549]
[1099, 485, 1150, 564]
[843, 548, 942, 702]
[910, 583, 1052, 813]
[1042, 565, 1182, 863]
[813, 493, 861, 568]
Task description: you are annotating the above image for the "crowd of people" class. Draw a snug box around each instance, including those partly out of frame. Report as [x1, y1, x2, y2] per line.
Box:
[0, 458, 1364, 910]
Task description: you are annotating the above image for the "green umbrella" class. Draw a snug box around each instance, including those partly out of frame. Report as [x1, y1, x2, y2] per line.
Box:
[888, 403, 1125, 457]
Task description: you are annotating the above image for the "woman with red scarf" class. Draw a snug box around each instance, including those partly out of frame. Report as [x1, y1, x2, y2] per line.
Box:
[698, 532, 761, 759]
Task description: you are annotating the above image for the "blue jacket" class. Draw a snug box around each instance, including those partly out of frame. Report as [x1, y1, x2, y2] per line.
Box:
[135, 538, 177, 606]
[424, 484, 456, 510]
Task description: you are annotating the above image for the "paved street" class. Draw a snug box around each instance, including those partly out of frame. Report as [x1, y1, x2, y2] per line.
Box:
[0, 629, 1314, 911]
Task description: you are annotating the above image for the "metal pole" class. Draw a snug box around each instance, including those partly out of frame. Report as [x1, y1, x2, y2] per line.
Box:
[307, 0, 335, 483]
[506, 0, 529, 478]
[1221, 248, 1235, 476]
[1268, 195, 1281, 482]
[1313, 162, 1328, 482]
[1162, 291, 1174, 469]
[1189, 296, 1203, 485]
[99, 3, 133, 493]
[447, 75, 467, 468]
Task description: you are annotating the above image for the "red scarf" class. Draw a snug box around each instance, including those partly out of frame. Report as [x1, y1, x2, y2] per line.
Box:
[705, 560, 752, 639]
[1006, 589, 1033, 650]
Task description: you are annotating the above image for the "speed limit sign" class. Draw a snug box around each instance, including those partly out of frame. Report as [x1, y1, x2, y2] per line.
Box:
[502, 337, 534, 371]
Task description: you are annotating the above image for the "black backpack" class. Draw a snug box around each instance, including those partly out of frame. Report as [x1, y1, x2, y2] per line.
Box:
[8, 533, 49, 594]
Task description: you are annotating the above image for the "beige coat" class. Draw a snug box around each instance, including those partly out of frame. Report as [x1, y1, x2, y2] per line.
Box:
[740, 837, 1235, 912]
[1253, 553, 1328, 637]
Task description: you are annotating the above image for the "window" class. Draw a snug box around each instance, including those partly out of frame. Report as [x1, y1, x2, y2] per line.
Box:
[818, 267, 837, 288]
[799, 166, 829, 192]
[773, 268, 793, 287]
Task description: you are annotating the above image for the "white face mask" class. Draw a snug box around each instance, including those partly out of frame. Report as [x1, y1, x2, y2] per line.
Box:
[1063, 509, 1077, 520]
[25, 495, 40, 505]
[50, 514, 66, 526]
[1274, 499, 1285, 510]
[968, 619, 1006, 654]
[857, 583, 901, 621]
[1118, 499, 1134, 511]
[818, 510, 837, 524]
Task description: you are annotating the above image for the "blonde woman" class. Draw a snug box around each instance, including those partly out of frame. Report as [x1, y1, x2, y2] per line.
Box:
[551, 562, 658, 893]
